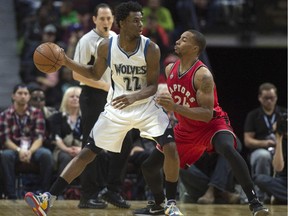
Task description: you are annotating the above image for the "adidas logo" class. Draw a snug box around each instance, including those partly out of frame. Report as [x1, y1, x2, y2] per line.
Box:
[167, 135, 173, 138]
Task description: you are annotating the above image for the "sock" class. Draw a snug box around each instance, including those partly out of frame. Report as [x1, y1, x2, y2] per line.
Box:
[165, 180, 178, 201]
[154, 192, 166, 205]
[242, 186, 257, 202]
[49, 176, 69, 196]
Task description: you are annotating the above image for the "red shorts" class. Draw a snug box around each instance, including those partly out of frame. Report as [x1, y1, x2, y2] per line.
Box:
[174, 118, 236, 168]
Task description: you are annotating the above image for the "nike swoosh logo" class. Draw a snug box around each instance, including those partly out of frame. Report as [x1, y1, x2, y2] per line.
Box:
[149, 209, 163, 214]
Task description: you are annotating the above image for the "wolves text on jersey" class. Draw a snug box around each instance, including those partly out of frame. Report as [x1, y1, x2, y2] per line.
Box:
[114, 64, 147, 75]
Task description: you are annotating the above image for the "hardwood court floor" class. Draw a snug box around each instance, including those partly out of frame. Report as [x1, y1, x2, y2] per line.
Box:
[1, 200, 286, 216]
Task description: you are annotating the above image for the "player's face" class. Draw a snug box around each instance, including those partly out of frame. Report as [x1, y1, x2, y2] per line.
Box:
[93, 7, 114, 36]
[121, 12, 143, 38]
[174, 31, 198, 57]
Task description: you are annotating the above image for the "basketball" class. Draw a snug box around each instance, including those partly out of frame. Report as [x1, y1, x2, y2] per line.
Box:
[33, 42, 64, 73]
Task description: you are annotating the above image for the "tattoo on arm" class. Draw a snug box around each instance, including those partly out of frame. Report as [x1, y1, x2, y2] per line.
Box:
[200, 74, 213, 93]
[196, 73, 214, 107]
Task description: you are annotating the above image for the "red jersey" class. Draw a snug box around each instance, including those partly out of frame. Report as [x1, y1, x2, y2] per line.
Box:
[166, 59, 236, 168]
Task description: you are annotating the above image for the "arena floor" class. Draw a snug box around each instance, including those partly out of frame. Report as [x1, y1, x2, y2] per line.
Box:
[1, 200, 287, 216]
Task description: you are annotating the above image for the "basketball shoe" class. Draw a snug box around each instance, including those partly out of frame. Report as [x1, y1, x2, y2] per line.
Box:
[24, 192, 56, 216]
[133, 200, 165, 215]
[164, 200, 183, 216]
[249, 198, 270, 216]
[98, 187, 130, 208]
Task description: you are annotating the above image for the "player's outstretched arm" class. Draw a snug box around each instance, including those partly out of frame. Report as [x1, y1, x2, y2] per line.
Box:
[63, 39, 109, 81]
[63, 54, 95, 80]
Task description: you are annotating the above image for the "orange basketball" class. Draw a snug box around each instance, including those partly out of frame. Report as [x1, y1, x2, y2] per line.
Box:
[33, 42, 64, 73]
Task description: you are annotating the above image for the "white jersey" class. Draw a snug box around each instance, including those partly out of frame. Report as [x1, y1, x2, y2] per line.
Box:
[90, 35, 170, 152]
[73, 29, 117, 84]
[107, 35, 153, 106]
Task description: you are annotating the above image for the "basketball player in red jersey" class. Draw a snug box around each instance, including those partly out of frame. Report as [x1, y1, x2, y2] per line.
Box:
[156, 30, 269, 216]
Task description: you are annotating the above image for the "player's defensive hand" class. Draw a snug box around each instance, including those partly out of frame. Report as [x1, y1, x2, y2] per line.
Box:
[156, 93, 175, 112]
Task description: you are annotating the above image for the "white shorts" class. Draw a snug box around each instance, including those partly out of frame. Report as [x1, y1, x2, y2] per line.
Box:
[90, 99, 169, 152]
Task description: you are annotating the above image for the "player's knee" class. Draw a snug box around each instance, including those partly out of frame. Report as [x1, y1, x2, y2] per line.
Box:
[163, 142, 178, 159]
[76, 148, 97, 165]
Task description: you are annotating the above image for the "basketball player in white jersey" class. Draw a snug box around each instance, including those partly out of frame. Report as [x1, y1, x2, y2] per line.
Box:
[72, 3, 131, 209]
[24, 2, 182, 216]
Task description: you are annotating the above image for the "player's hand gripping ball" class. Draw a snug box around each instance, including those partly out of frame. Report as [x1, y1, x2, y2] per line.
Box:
[33, 42, 64, 73]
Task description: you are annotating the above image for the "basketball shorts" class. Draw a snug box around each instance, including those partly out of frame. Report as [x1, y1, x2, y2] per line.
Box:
[90, 99, 170, 152]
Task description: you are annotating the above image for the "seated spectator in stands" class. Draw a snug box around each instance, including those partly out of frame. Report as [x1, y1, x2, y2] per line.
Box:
[142, 0, 174, 33]
[49, 86, 82, 175]
[244, 82, 286, 202]
[60, 0, 79, 28]
[0, 84, 54, 199]
[254, 112, 287, 205]
[29, 87, 58, 151]
[123, 130, 152, 200]
[18, 0, 61, 46]
[142, 14, 170, 72]
[65, 24, 85, 58]
[180, 151, 241, 204]
[57, 67, 80, 98]
[20, 24, 63, 107]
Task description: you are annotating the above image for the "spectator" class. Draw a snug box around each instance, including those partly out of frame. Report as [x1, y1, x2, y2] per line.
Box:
[49, 86, 82, 175]
[60, 0, 79, 28]
[18, 0, 61, 45]
[254, 112, 287, 205]
[180, 152, 241, 204]
[142, 14, 171, 72]
[20, 23, 63, 107]
[142, 0, 175, 33]
[244, 82, 286, 202]
[29, 87, 58, 152]
[0, 84, 54, 199]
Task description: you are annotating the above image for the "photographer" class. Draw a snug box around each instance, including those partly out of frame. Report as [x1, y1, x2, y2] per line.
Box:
[254, 112, 287, 204]
[244, 82, 286, 202]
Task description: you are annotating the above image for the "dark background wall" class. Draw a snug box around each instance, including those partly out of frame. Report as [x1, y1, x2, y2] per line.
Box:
[206, 46, 287, 152]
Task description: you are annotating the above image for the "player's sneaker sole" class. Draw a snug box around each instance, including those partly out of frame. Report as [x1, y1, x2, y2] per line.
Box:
[254, 209, 269, 216]
[24, 192, 47, 216]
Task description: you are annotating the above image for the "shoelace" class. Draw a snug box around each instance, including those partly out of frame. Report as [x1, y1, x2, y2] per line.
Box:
[38, 193, 49, 207]
[166, 203, 177, 213]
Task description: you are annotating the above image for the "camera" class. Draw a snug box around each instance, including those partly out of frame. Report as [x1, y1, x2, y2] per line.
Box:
[276, 112, 287, 135]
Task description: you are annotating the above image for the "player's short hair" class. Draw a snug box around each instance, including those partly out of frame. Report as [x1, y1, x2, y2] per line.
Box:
[93, 3, 113, 17]
[187, 29, 206, 55]
[115, 1, 143, 28]
[258, 82, 277, 95]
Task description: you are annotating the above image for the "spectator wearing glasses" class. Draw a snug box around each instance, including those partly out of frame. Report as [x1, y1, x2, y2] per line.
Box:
[244, 82, 286, 202]
[29, 87, 58, 152]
